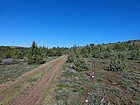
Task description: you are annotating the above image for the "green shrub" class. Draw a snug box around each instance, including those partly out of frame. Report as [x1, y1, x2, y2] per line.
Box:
[131, 50, 140, 60]
[108, 60, 126, 71]
[103, 51, 111, 59]
[56, 88, 71, 100]
[110, 87, 122, 97]
[107, 53, 126, 71]
[67, 52, 76, 63]
[71, 100, 82, 105]
[72, 58, 90, 71]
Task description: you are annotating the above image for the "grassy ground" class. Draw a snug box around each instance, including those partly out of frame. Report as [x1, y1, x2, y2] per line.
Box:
[0, 64, 38, 84]
[55, 58, 140, 105]
[1, 66, 53, 105]
[0, 57, 58, 84]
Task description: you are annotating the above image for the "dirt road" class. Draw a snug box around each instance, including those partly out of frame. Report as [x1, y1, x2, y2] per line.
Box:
[0, 55, 67, 105]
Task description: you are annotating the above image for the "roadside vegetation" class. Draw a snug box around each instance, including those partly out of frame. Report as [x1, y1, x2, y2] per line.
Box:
[0, 41, 69, 84]
[55, 40, 140, 105]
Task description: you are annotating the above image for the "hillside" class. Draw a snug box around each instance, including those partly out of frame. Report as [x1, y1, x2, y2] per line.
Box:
[55, 39, 140, 105]
[0, 40, 140, 105]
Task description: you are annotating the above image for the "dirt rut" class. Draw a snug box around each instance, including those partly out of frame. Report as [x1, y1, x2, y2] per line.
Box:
[0, 55, 67, 105]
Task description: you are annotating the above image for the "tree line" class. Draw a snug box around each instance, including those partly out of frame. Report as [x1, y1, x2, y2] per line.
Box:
[0, 40, 139, 66]
[0, 41, 69, 64]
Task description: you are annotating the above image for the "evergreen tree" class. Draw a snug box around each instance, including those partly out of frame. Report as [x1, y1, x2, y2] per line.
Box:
[25, 41, 44, 64]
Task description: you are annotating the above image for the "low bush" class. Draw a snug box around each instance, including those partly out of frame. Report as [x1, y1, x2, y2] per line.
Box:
[107, 53, 126, 71]
[108, 60, 126, 71]
[71, 99, 82, 105]
[131, 50, 140, 60]
[72, 58, 90, 71]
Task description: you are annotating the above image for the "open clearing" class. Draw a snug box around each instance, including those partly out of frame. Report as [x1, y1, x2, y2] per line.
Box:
[0, 55, 67, 105]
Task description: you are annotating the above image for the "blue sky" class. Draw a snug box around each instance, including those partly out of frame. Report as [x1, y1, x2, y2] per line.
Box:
[0, 0, 140, 47]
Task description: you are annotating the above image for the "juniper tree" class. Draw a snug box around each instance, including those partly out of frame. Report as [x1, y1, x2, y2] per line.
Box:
[108, 53, 126, 71]
[26, 41, 44, 64]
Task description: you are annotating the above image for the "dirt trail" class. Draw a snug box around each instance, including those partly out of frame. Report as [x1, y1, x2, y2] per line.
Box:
[0, 55, 67, 105]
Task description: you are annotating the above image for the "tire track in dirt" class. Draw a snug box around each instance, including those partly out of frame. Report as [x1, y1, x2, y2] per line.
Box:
[0, 55, 67, 105]
[0, 57, 61, 93]
[9, 55, 67, 105]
